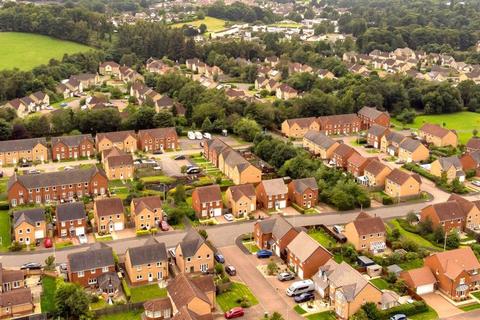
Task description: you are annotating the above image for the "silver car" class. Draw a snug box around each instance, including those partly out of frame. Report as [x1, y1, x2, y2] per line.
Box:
[277, 272, 295, 281]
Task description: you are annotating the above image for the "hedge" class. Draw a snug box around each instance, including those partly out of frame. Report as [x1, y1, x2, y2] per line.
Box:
[121, 279, 131, 301]
[136, 228, 157, 237]
[380, 301, 427, 319]
[291, 203, 305, 214]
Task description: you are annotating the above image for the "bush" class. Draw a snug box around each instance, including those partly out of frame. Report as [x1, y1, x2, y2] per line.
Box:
[267, 261, 278, 275]
[9, 241, 23, 252]
[121, 279, 131, 301]
[382, 196, 394, 205]
[136, 228, 157, 236]
[380, 301, 427, 319]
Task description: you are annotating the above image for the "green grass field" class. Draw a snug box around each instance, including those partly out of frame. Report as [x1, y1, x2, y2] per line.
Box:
[0, 32, 92, 70]
[41, 276, 60, 313]
[171, 17, 227, 32]
[391, 111, 480, 144]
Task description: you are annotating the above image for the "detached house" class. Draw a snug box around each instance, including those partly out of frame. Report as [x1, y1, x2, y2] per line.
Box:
[130, 196, 163, 231]
[288, 178, 319, 209]
[398, 138, 429, 163]
[344, 212, 386, 254]
[51, 134, 95, 161]
[357, 106, 390, 130]
[175, 230, 214, 274]
[256, 178, 288, 210]
[418, 123, 458, 148]
[361, 160, 392, 188]
[303, 131, 340, 159]
[125, 238, 168, 285]
[254, 215, 299, 258]
[13, 208, 46, 246]
[466, 137, 480, 153]
[400, 266, 437, 295]
[56, 202, 87, 238]
[286, 231, 332, 279]
[225, 184, 256, 218]
[0, 138, 48, 166]
[70, 73, 100, 89]
[460, 151, 480, 176]
[56, 78, 83, 98]
[191, 185, 223, 219]
[281, 118, 319, 138]
[102, 147, 134, 180]
[380, 131, 406, 155]
[94, 197, 125, 234]
[367, 124, 390, 149]
[96, 130, 138, 153]
[276, 84, 298, 100]
[384, 169, 421, 200]
[430, 156, 465, 182]
[138, 127, 178, 152]
[99, 61, 120, 76]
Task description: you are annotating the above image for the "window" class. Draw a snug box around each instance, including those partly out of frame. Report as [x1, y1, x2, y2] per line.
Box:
[18, 230, 23, 234]
[26, 228, 30, 234]
[156, 262, 162, 267]
[78, 271, 84, 277]
[88, 278, 97, 285]
[136, 275, 143, 280]
[91, 269, 96, 274]
[102, 266, 109, 272]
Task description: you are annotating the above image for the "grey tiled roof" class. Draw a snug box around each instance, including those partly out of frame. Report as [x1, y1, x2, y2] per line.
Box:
[127, 238, 167, 266]
[0, 138, 46, 153]
[56, 202, 86, 222]
[13, 208, 45, 228]
[68, 242, 114, 272]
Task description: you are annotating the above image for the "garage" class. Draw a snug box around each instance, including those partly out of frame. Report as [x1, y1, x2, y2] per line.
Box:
[34, 230, 44, 239]
[114, 222, 124, 231]
[400, 266, 436, 295]
[75, 226, 85, 235]
[276, 200, 287, 209]
[212, 208, 222, 217]
[416, 284, 435, 295]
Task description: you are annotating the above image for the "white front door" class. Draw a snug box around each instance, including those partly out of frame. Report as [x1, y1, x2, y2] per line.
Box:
[148, 273, 153, 282]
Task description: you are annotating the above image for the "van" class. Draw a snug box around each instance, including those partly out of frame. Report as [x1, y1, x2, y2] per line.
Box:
[286, 280, 315, 297]
[195, 131, 203, 139]
[203, 132, 212, 140]
[187, 131, 196, 140]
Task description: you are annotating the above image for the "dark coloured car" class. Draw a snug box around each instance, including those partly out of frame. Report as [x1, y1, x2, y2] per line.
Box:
[20, 262, 42, 270]
[215, 253, 225, 264]
[294, 292, 315, 303]
[174, 155, 186, 160]
[256, 250, 273, 259]
[225, 307, 244, 319]
[225, 265, 236, 276]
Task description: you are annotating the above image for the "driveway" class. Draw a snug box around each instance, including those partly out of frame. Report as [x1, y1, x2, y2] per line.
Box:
[422, 293, 463, 318]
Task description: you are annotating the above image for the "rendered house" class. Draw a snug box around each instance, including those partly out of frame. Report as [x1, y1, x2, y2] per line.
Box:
[146, 58, 175, 75]
[191, 185, 223, 219]
[125, 238, 168, 285]
[130, 196, 163, 231]
[424, 247, 480, 301]
[367, 124, 390, 148]
[256, 178, 288, 210]
[303, 131, 340, 159]
[167, 273, 215, 317]
[430, 156, 465, 182]
[175, 230, 214, 274]
[331, 144, 358, 169]
[357, 106, 390, 130]
[397, 138, 429, 163]
[225, 184, 256, 218]
[286, 231, 332, 279]
[288, 177, 319, 209]
[400, 266, 436, 295]
[418, 123, 458, 148]
[51, 134, 95, 161]
[466, 137, 480, 153]
[254, 215, 299, 258]
[344, 212, 386, 253]
[56, 202, 87, 238]
[12, 208, 46, 245]
[96, 130, 138, 153]
[0, 138, 48, 166]
[281, 117, 320, 138]
[384, 169, 421, 199]
[361, 160, 392, 188]
[94, 197, 125, 233]
[7, 167, 108, 207]
[102, 147, 134, 180]
[99, 61, 120, 76]
[138, 127, 178, 152]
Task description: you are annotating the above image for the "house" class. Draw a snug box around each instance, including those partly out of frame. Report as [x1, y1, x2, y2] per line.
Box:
[143, 298, 173, 320]
[56, 202, 87, 238]
[94, 197, 125, 234]
[130, 196, 163, 231]
[256, 178, 288, 210]
[0, 287, 34, 318]
[347, 154, 377, 177]
[398, 138, 429, 163]
[67, 242, 117, 289]
[217, 147, 261, 185]
[2, 98, 28, 118]
[119, 66, 144, 83]
[361, 160, 392, 188]
[265, 56, 279, 67]
[102, 147, 134, 180]
[331, 143, 357, 169]
[344, 212, 386, 254]
[288, 178, 319, 209]
[400, 266, 436, 295]
[12, 208, 46, 246]
[317, 114, 361, 136]
[276, 83, 298, 100]
[313, 260, 383, 319]
[138, 127, 178, 152]
[7, 166, 108, 207]
[99, 61, 120, 76]
[225, 184, 256, 218]
[281, 117, 320, 138]
[460, 151, 480, 176]
[424, 247, 480, 301]
[303, 131, 340, 159]
[254, 215, 299, 258]
[96, 130, 138, 153]
[70, 73, 100, 89]
[204, 138, 230, 166]
[174, 230, 214, 274]
[146, 58, 175, 75]
[125, 238, 168, 285]
[0, 138, 48, 166]
[418, 123, 458, 148]
[466, 137, 480, 153]
[367, 124, 390, 149]
[191, 185, 223, 219]
[384, 169, 422, 200]
[286, 231, 332, 279]
[430, 156, 465, 182]
[167, 273, 215, 317]
[56, 78, 83, 98]
[380, 131, 406, 155]
[51, 134, 95, 161]
[357, 106, 390, 130]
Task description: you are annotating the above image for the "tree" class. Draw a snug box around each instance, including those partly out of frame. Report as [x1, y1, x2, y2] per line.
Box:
[24, 115, 51, 137]
[198, 229, 208, 240]
[154, 111, 175, 127]
[174, 184, 186, 204]
[199, 23, 207, 34]
[446, 232, 460, 249]
[45, 255, 55, 271]
[418, 217, 433, 235]
[0, 119, 12, 141]
[55, 282, 92, 319]
[233, 118, 261, 142]
[396, 108, 416, 125]
[361, 302, 381, 320]
[268, 312, 284, 320]
[267, 260, 278, 275]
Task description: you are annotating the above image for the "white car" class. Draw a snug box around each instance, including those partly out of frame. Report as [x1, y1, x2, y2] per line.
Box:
[187, 131, 196, 140]
[78, 234, 88, 244]
[64, 166, 74, 171]
[203, 132, 212, 140]
[224, 214, 234, 222]
[168, 248, 176, 258]
[472, 180, 480, 187]
[153, 166, 162, 171]
[195, 131, 203, 139]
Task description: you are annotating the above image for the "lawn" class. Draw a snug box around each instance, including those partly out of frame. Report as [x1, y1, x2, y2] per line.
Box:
[0, 32, 92, 70]
[41, 276, 59, 313]
[391, 111, 480, 144]
[130, 284, 167, 303]
[55, 241, 73, 249]
[369, 278, 389, 290]
[293, 305, 307, 315]
[307, 229, 336, 248]
[472, 291, 480, 299]
[0, 209, 11, 251]
[242, 241, 260, 253]
[216, 282, 259, 312]
[306, 311, 336, 320]
[398, 258, 424, 270]
[171, 16, 227, 32]
[98, 309, 143, 320]
[389, 219, 442, 250]
[140, 175, 176, 184]
[460, 303, 480, 311]
[409, 306, 439, 320]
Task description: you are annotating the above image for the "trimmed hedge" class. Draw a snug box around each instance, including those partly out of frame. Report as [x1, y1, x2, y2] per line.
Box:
[291, 203, 305, 214]
[380, 301, 428, 319]
[121, 279, 131, 301]
[136, 228, 157, 237]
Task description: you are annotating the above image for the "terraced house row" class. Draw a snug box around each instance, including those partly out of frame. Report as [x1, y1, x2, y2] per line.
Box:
[0, 127, 178, 167]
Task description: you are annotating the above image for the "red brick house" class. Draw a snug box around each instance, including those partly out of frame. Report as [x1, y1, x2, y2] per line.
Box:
[204, 139, 229, 166]
[256, 178, 288, 210]
[7, 167, 108, 207]
[191, 185, 223, 219]
[346, 154, 377, 177]
[317, 114, 361, 136]
[367, 124, 390, 148]
[287, 178, 319, 209]
[137, 127, 178, 152]
[51, 134, 95, 161]
[357, 106, 390, 130]
[254, 215, 299, 258]
[331, 144, 358, 169]
[460, 151, 480, 176]
[56, 202, 87, 238]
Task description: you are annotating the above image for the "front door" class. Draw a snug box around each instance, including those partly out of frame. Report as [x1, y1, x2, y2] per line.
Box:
[157, 271, 162, 280]
[148, 273, 153, 282]
[109, 222, 114, 232]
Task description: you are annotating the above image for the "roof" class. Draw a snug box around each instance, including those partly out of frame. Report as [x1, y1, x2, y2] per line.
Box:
[127, 238, 167, 266]
[143, 297, 172, 312]
[106, 153, 133, 167]
[167, 274, 213, 309]
[0, 287, 32, 307]
[132, 196, 162, 215]
[347, 153, 367, 167]
[13, 208, 45, 228]
[0, 137, 47, 153]
[368, 124, 389, 137]
[287, 231, 331, 263]
[351, 212, 386, 236]
[0, 264, 24, 284]
[56, 202, 86, 222]
[96, 130, 136, 143]
[172, 307, 212, 320]
[325, 261, 375, 302]
[386, 169, 420, 185]
[179, 230, 207, 258]
[317, 114, 360, 126]
[138, 127, 177, 139]
[466, 137, 480, 151]
[384, 131, 406, 144]
[399, 138, 424, 152]
[100, 61, 120, 68]
[51, 134, 93, 147]
[358, 106, 387, 120]
[95, 198, 124, 217]
[256, 215, 296, 240]
[333, 143, 356, 158]
[260, 178, 288, 196]
[193, 184, 222, 203]
[68, 242, 114, 272]
[426, 201, 466, 222]
[426, 247, 480, 280]
[364, 159, 390, 176]
[400, 266, 436, 288]
[285, 117, 316, 128]
[228, 184, 256, 202]
[303, 131, 337, 149]
[419, 123, 454, 138]
[438, 156, 463, 171]
[290, 178, 318, 194]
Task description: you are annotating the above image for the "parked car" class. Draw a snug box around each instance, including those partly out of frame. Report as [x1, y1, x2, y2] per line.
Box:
[294, 292, 315, 303]
[28, 169, 40, 174]
[168, 248, 176, 258]
[59, 263, 68, 273]
[225, 307, 244, 319]
[78, 234, 88, 244]
[187, 131, 196, 140]
[186, 167, 201, 174]
[256, 250, 273, 259]
[194, 131, 203, 139]
[203, 132, 212, 140]
[214, 253, 225, 264]
[64, 166, 74, 171]
[472, 180, 480, 187]
[390, 315, 407, 320]
[160, 220, 169, 231]
[225, 265, 236, 276]
[174, 155, 186, 160]
[332, 225, 344, 234]
[277, 272, 295, 281]
[224, 214, 234, 222]
[286, 280, 315, 297]
[60, 102, 68, 107]
[153, 166, 162, 171]
[153, 150, 163, 155]
[20, 262, 42, 270]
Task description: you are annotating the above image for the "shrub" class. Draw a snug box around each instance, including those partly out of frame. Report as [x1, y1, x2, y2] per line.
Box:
[380, 301, 427, 318]
[136, 228, 157, 236]
[267, 261, 278, 275]
[121, 279, 131, 301]
[382, 196, 393, 205]
[9, 241, 23, 252]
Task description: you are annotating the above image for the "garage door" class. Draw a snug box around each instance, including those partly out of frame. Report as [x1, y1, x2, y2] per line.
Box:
[298, 267, 304, 279]
[417, 284, 434, 295]
[213, 208, 222, 217]
[114, 222, 124, 231]
[76, 227, 85, 235]
[277, 200, 287, 209]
